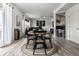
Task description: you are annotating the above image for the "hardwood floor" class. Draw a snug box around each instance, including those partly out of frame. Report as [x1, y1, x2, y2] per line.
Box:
[0, 37, 79, 56]
[0, 38, 27, 56]
[54, 37, 79, 56]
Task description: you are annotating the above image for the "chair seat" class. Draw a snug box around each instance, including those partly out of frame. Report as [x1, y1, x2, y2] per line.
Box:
[43, 34, 51, 39]
[27, 36, 35, 40]
[44, 34, 50, 37]
[44, 37, 51, 39]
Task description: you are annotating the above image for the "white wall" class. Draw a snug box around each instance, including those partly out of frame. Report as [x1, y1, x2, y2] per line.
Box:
[12, 4, 25, 40]
[30, 18, 53, 31]
[65, 4, 79, 44]
[12, 4, 31, 40]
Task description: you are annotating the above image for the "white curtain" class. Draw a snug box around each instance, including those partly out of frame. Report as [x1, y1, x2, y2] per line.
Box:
[0, 7, 3, 46]
[0, 3, 12, 47]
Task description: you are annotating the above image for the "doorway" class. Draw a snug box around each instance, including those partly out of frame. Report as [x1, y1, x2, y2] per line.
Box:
[56, 12, 65, 39]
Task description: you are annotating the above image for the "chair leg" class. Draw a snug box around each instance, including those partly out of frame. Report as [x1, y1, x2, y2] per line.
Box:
[45, 48, 47, 55]
[49, 39, 53, 48]
[26, 40, 29, 48]
[44, 44, 47, 55]
[33, 48, 35, 55]
[43, 40, 47, 55]
[33, 43, 37, 55]
[33, 39, 37, 55]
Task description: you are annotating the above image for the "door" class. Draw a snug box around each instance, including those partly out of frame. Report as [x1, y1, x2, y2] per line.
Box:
[69, 10, 79, 44]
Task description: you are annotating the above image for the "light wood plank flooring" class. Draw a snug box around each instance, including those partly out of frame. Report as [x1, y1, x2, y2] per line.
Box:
[54, 37, 79, 56]
[0, 38, 27, 56]
[0, 37, 79, 56]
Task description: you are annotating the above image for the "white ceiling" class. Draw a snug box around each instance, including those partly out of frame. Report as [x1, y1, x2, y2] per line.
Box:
[57, 3, 77, 14]
[13, 3, 61, 18]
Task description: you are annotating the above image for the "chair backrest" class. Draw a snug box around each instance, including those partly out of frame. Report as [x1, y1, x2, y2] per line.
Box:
[25, 28, 28, 35]
[50, 28, 54, 34]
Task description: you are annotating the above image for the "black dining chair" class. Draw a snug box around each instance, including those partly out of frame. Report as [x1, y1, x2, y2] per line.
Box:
[25, 28, 36, 48]
[43, 32, 53, 48]
[33, 31, 47, 55]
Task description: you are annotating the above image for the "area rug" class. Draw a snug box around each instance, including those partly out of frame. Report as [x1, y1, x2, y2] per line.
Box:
[21, 40, 58, 56]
